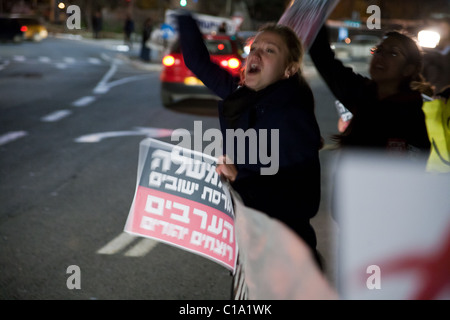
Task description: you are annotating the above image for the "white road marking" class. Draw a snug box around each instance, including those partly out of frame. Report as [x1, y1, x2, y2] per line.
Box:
[5, 55, 157, 142]
[63, 57, 76, 64]
[106, 74, 151, 90]
[41, 110, 72, 122]
[88, 57, 102, 65]
[55, 63, 67, 69]
[75, 131, 149, 143]
[124, 238, 158, 257]
[71, 96, 96, 107]
[74, 127, 174, 143]
[97, 232, 158, 257]
[13, 55, 26, 62]
[0, 131, 28, 146]
[97, 232, 137, 255]
[54, 33, 83, 40]
[93, 61, 118, 94]
[100, 53, 119, 63]
[38, 56, 51, 63]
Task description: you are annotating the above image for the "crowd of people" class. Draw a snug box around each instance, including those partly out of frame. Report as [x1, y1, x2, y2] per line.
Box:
[174, 6, 449, 273]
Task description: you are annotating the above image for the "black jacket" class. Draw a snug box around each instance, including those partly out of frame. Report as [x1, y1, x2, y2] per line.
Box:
[176, 13, 322, 252]
[309, 26, 431, 155]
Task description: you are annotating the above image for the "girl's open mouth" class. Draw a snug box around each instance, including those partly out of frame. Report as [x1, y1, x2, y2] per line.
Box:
[248, 63, 261, 74]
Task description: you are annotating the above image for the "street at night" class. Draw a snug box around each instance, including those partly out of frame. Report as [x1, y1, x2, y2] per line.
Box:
[1, 0, 449, 302]
[0, 33, 353, 299]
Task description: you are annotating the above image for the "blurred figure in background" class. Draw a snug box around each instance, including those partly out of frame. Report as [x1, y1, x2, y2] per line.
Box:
[92, 11, 102, 39]
[217, 21, 228, 34]
[140, 18, 153, 62]
[124, 14, 135, 49]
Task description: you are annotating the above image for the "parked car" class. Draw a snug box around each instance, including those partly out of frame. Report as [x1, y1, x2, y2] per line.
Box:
[0, 16, 25, 43]
[14, 16, 48, 42]
[160, 34, 244, 106]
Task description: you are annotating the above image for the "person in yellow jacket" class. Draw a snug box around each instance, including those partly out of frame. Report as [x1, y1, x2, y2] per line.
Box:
[423, 86, 450, 173]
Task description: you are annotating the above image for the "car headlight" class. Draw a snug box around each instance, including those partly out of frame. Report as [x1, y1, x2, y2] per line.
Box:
[418, 30, 440, 48]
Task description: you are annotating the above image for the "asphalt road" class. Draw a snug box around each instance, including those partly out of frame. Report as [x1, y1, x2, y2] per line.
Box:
[0, 35, 369, 300]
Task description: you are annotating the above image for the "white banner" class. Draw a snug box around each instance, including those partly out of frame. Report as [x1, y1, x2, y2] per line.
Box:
[334, 152, 450, 300]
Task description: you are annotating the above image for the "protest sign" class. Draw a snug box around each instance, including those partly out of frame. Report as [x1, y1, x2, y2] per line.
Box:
[278, 0, 340, 50]
[165, 9, 239, 35]
[334, 152, 450, 299]
[124, 138, 237, 272]
[335, 100, 353, 122]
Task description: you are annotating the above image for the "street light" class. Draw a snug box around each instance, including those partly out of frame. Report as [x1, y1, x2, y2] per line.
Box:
[418, 30, 440, 48]
[180, 0, 187, 7]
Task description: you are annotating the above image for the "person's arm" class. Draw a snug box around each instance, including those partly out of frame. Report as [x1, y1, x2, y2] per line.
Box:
[176, 12, 238, 99]
[309, 26, 370, 112]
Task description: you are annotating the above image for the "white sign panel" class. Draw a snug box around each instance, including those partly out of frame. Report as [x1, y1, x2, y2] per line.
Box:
[334, 152, 450, 300]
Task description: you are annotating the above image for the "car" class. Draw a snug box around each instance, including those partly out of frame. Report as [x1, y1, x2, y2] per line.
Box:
[13, 16, 48, 42]
[0, 16, 25, 43]
[160, 34, 244, 107]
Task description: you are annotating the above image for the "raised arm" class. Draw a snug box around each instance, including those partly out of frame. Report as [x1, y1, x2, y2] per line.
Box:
[176, 12, 238, 100]
[309, 26, 371, 112]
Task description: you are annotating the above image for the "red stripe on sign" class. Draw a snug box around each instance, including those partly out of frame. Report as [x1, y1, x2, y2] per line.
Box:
[127, 186, 236, 270]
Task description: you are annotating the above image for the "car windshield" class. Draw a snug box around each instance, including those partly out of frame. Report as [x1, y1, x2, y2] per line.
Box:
[172, 38, 234, 55]
[204, 39, 233, 55]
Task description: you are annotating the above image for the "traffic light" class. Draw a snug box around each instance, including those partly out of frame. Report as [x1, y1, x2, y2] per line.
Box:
[180, 0, 187, 7]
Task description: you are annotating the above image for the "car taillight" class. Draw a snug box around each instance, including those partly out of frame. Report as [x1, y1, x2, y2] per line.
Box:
[228, 58, 241, 69]
[162, 55, 175, 67]
[220, 58, 241, 70]
[20, 26, 28, 32]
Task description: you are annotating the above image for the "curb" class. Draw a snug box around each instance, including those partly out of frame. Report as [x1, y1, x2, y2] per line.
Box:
[116, 54, 163, 72]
